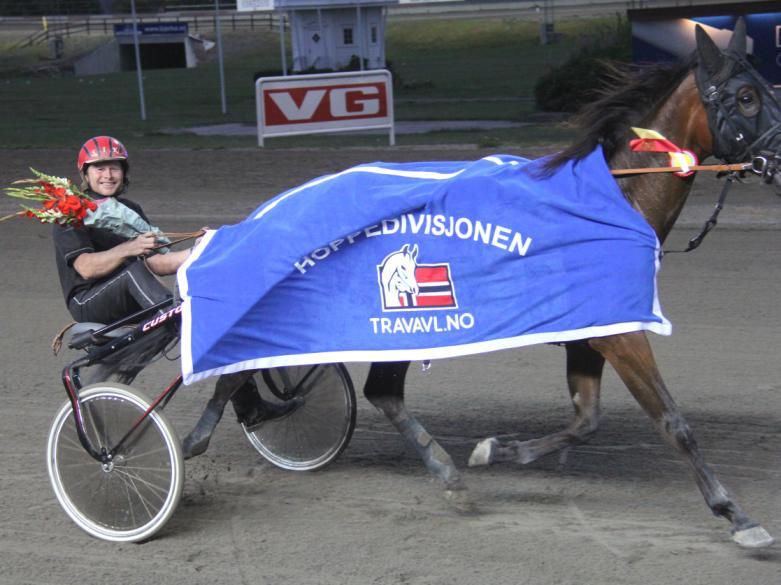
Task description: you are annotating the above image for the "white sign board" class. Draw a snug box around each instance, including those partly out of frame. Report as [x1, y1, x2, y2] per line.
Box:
[256, 70, 395, 146]
[237, 0, 274, 11]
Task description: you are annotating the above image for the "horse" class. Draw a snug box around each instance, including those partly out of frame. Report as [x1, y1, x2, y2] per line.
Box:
[362, 20, 781, 549]
[379, 244, 420, 308]
[181, 19, 781, 548]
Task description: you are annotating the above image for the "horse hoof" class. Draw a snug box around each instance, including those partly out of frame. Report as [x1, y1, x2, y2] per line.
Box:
[468, 438, 497, 467]
[182, 434, 210, 460]
[732, 525, 774, 549]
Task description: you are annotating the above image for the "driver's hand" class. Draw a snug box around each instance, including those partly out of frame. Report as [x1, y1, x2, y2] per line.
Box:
[194, 226, 210, 247]
[122, 232, 158, 257]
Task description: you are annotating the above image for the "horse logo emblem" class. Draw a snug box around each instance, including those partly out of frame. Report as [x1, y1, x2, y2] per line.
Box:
[377, 244, 458, 311]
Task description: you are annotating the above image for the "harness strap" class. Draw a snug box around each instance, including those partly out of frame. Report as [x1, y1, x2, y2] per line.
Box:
[51, 321, 78, 355]
[663, 171, 737, 254]
[611, 159, 768, 255]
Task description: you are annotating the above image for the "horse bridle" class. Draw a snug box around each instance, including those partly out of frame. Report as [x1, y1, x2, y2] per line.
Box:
[659, 50, 781, 253]
[695, 50, 781, 180]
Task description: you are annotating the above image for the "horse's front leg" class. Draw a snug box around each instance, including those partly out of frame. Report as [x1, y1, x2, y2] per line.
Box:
[364, 361, 468, 502]
[469, 340, 604, 466]
[182, 370, 254, 459]
[589, 331, 773, 549]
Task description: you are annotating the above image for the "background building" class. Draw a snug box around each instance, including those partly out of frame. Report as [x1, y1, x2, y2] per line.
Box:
[274, 0, 399, 72]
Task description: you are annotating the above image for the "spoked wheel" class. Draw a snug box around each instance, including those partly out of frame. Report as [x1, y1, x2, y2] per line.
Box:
[242, 363, 356, 471]
[46, 383, 184, 543]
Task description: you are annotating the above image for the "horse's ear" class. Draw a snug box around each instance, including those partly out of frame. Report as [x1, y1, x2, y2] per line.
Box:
[410, 244, 418, 260]
[695, 24, 724, 76]
[727, 17, 747, 56]
[401, 244, 409, 254]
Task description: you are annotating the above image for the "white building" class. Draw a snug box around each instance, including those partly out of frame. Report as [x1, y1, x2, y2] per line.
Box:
[275, 0, 399, 72]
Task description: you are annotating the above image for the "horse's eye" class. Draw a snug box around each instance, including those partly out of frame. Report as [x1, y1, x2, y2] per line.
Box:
[737, 86, 761, 117]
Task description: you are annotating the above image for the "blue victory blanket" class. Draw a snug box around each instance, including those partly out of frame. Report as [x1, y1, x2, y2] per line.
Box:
[178, 147, 671, 384]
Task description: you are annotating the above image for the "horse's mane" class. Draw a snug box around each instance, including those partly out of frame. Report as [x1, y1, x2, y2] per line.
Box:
[539, 60, 695, 175]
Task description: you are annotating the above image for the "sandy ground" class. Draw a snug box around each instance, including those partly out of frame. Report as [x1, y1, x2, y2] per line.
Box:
[0, 146, 780, 585]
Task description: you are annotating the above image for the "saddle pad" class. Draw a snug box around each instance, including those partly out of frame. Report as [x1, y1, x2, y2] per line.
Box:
[178, 146, 670, 384]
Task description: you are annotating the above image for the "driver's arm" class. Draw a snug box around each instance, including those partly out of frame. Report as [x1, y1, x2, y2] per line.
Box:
[73, 232, 158, 280]
[145, 248, 192, 276]
[146, 227, 209, 276]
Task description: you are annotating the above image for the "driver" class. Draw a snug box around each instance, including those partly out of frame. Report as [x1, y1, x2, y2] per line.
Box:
[53, 136, 284, 457]
[53, 136, 194, 324]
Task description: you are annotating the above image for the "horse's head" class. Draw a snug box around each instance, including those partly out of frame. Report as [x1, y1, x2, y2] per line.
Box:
[695, 18, 781, 193]
[392, 244, 419, 295]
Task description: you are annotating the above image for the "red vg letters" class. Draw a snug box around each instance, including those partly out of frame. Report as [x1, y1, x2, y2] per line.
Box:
[264, 83, 388, 125]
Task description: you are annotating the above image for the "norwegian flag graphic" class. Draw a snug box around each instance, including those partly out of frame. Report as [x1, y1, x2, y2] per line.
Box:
[399, 264, 458, 309]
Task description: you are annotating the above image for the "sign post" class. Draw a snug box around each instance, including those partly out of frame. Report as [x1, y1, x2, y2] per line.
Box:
[256, 70, 395, 146]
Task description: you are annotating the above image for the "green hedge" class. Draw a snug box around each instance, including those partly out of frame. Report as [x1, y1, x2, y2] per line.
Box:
[534, 18, 631, 113]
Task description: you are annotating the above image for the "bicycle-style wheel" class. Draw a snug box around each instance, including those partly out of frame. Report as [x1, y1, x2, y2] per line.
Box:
[47, 384, 184, 543]
[243, 363, 356, 471]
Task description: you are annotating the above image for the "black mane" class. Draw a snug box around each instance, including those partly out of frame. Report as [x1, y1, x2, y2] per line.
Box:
[540, 60, 694, 175]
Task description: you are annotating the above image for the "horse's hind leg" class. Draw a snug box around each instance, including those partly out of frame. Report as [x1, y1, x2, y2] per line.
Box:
[364, 361, 466, 496]
[182, 371, 253, 459]
[469, 341, 604, 466]
[590, 331, 773, 549]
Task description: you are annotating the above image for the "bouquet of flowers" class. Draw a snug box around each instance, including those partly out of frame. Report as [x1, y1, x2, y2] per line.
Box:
[2, 168, 173, 252]
[1, 168, 97, 226]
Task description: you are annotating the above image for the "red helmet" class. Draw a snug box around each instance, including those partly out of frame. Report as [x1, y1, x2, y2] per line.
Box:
[77, 136, 128, 174]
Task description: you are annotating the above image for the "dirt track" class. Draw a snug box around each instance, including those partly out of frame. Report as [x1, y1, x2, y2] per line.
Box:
[1, 147, 780, 585]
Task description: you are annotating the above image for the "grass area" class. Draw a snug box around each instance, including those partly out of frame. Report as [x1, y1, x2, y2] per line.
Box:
[0, 17, 612, 149]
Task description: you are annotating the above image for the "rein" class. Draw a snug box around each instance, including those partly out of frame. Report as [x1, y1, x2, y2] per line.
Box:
[152, 229, 205, 251]
[609, 162, 753, 176]
[611, 157, 772, 254]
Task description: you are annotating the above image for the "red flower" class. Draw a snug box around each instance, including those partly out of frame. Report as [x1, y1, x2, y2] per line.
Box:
[6, 170, 98, 228]
[58, 195, 82, 214]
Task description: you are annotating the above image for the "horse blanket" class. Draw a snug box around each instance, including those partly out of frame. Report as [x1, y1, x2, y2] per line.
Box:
[178, 146, 671, 384]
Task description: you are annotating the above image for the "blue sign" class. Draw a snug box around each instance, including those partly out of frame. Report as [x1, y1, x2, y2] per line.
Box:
[114, 22, 188, 36]
[632, 13, 781, 84]
[695, 14, 779, 83]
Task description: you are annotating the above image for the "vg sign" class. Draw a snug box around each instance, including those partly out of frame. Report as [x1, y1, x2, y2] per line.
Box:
[256, 70, 394, 146]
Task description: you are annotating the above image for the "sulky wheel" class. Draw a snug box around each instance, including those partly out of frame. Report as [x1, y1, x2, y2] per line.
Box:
[243, 363, 356, 471]
[46, 383, 184, 542]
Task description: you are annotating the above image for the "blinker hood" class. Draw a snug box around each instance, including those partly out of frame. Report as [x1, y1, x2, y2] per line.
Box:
[694, 18, 781, 164]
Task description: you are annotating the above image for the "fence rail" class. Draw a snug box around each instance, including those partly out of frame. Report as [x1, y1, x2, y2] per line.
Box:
[5, 0, 771, 49]
[9, 11, 280, 49]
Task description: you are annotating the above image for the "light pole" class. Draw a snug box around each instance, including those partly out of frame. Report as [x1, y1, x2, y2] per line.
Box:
[540, 0, 555, 45]
[129, 0, 147, 120]
[215, 0, 227, 114]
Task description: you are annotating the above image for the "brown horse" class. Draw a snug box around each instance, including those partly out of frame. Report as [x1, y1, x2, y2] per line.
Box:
[183, 20, 780, 548]
[361, 20, 780, 549]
